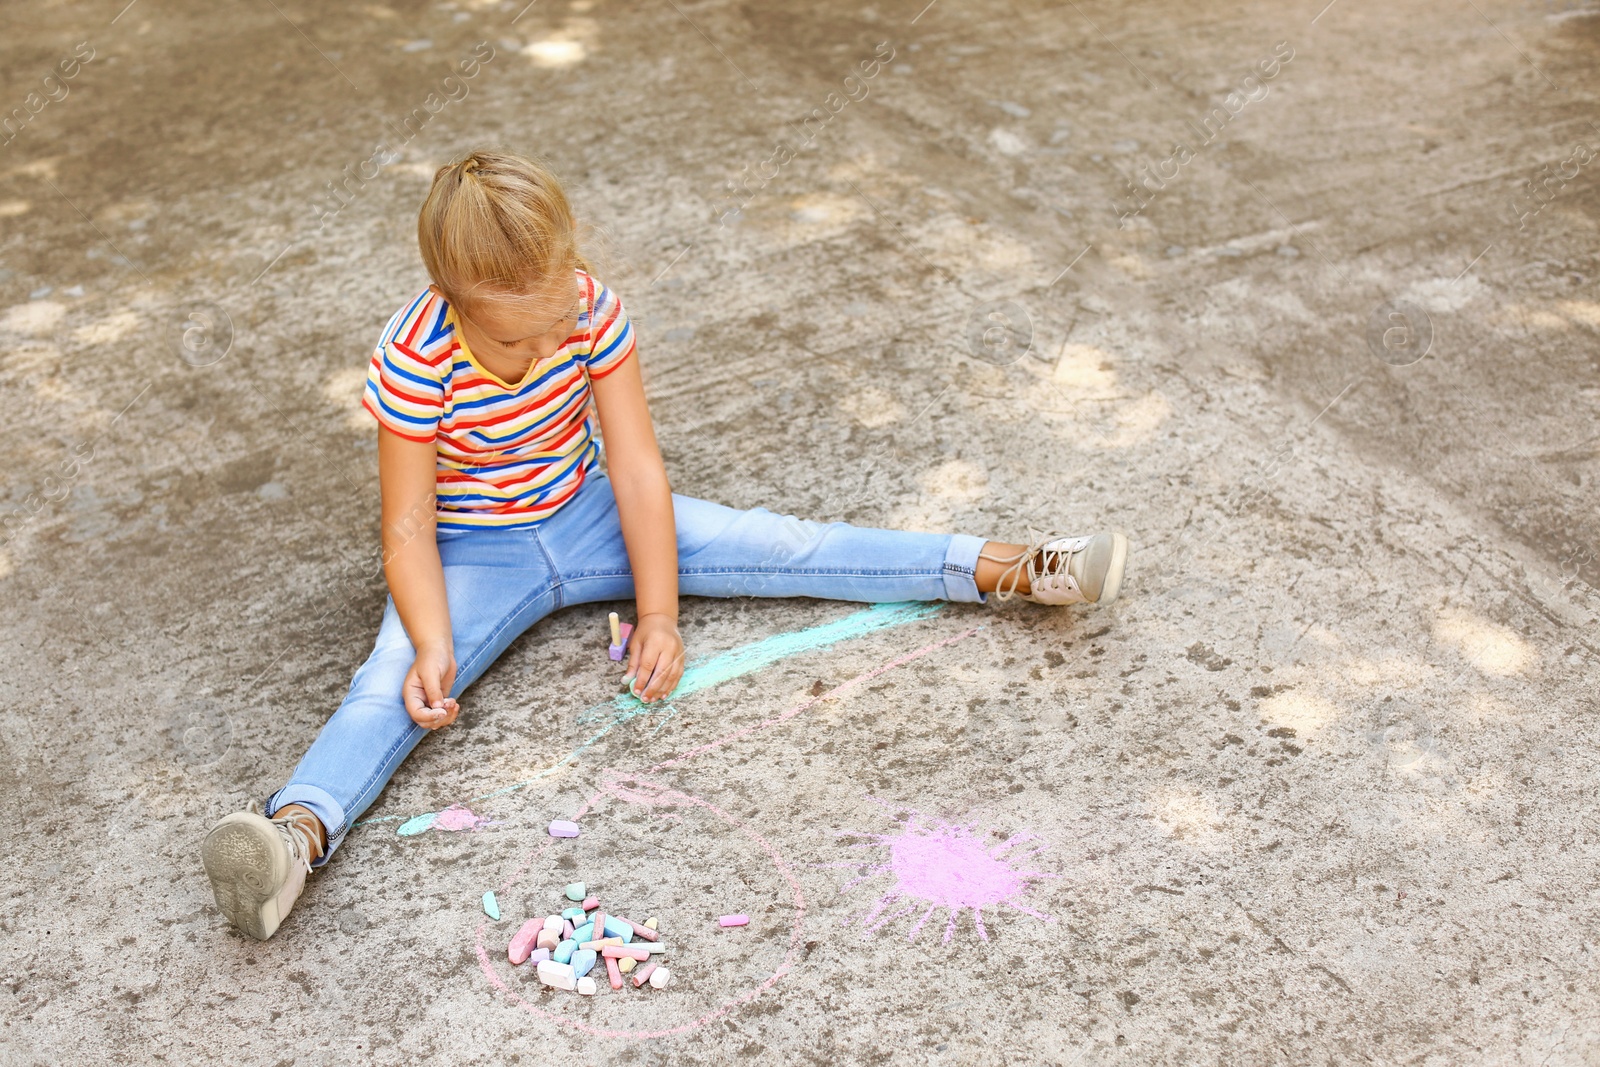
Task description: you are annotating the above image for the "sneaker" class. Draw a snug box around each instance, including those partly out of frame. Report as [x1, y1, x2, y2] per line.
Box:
[201, 803, 322, 940]
[981, 531, 1129, 606]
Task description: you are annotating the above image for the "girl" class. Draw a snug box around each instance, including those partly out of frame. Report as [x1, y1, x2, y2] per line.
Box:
[201, 150, 1129, 941]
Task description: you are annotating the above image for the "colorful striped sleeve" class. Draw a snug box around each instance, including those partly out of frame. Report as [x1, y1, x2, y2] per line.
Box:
[362, 339, 444, 442]
[584, 280, 636, 380]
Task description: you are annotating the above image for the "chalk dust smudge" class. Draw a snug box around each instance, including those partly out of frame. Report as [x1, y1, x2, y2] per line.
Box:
[823, 804, 1057, 943]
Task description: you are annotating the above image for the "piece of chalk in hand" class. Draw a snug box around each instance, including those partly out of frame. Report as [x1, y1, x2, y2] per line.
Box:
[719, 914, 749, 927]
[609, 622, 633, 661]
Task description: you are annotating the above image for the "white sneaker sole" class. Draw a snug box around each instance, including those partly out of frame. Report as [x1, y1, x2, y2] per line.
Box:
[1096, 532, 1129, 606]
[202, 813, 293, 941]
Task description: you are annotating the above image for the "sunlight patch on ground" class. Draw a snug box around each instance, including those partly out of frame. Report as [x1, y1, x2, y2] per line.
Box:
[323, 365, 372, 432]
[1258, 690, 1342, 736]
[1, 300, 66, 337]
[839, 385, 907, 429]
[72, 308, 143, 346]
[1153, 790, 1227, 843]
[522, 19, 597, 68]
[1434, 608, 1534, 676]
[919, 458, 990, 503]
[1052, 343, 1119, 398]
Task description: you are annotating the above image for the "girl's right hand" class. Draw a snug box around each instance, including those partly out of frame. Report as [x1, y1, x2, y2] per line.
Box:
[404, 640, 460, 729]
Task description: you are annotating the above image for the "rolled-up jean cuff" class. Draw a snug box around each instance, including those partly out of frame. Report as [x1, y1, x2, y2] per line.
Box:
[266, 784, 346, 869]
[942, 533, 988, 603]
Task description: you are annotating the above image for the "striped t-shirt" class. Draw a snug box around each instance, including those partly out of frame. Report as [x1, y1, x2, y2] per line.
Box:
[361, 270, 636, 530]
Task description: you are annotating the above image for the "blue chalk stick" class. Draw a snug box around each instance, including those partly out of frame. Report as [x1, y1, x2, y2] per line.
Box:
[572, 949, 597, 979]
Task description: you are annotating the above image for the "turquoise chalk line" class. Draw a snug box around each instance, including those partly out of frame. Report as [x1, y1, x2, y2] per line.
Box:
[367, 601, 945, 835]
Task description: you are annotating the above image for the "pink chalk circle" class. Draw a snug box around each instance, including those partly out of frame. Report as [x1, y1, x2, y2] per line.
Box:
[547, 820, 581, 838]
[718, 914, 749, 927]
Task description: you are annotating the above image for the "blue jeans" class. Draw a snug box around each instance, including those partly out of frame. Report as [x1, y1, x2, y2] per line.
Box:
[267, 473, 987, 864]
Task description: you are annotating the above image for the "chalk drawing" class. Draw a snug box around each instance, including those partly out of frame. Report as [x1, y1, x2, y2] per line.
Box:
[476, 770, 806, 1040]
[474, 623, 989, 1039]
[374, 601, 950, 833]
[822, 803, 1057, 943]
[397, 803, 493, 837]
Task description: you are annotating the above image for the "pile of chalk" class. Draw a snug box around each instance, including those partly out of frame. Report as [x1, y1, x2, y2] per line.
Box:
[507, 881, 672, 996]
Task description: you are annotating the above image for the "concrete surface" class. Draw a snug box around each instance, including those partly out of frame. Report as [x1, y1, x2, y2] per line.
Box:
[2, 0, 1598, 1063]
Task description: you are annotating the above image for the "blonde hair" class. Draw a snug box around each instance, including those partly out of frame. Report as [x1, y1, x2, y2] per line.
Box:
[418, 149, 589, 310]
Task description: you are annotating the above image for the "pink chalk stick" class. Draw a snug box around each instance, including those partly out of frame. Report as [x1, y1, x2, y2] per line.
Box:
[508, 918, 543, 965]
[605, 955, 623, 990]
[632, 961, 657, 988]
[601, 945, 650, 961]
[548, 820, 580, 838]
[621, 918, 659, 942]
[719, 914, 749, 927]
[561, 919, 575, 940]
[581, 896, 599, 911]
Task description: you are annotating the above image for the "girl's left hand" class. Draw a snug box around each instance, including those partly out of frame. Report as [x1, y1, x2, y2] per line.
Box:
[624, 613, 685, 703]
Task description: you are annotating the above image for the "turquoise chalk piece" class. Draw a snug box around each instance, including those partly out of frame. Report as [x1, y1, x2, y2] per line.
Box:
[554, 939, 577, 964]
[564, 882, 586, 901]
[572, 922, 595, 943]
[572, 949, 597, 979]
[602, 916, 631, 940]
[482, 891, 500, 921]
[561, 907, 586, 921]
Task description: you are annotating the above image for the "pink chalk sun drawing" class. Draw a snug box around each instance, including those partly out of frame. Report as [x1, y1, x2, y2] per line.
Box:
[821, 803, 1058, 943]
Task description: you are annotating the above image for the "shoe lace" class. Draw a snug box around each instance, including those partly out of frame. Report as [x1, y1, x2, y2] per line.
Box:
[248, 799, 320, 873]
[978, 528, 1071, 603]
